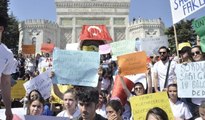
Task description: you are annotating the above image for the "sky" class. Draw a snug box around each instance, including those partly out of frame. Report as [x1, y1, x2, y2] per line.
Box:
[9, 0, 205, 27]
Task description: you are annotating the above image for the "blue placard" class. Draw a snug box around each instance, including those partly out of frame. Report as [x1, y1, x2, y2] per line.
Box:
[52, 49, 100, 87]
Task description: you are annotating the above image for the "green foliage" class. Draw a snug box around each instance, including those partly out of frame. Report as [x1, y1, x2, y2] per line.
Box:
[2, 15, 19, 55]
[165, 19, 197, 54]
[0, 0, 19, 55]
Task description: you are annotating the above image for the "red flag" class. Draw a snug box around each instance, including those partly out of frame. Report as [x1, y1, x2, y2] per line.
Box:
[79, 25, 112, 41]
[41, 43, 55, 53]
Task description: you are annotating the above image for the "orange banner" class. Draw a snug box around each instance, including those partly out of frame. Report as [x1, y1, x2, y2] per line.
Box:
[41, 43, 55, 53]
[22, 45, 35, 54]
[117, 51, 147, 76]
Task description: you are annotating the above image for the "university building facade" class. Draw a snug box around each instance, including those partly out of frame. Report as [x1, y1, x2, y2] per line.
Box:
[18, 0, 165, 53]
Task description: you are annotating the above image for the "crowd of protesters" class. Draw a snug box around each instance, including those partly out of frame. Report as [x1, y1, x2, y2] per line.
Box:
[1, 15, 205, 120]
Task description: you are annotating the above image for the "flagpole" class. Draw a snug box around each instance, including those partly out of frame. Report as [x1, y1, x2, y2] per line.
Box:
[173, 24, 179, 58]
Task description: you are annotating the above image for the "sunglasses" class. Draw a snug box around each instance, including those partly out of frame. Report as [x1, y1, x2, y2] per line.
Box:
[159, 52, 167, 55]
[191, 51, 201, 56]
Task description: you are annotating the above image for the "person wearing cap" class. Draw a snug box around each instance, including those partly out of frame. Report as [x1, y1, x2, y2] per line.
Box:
[0, 16, 16, 120]
[178, 42, 193, 63]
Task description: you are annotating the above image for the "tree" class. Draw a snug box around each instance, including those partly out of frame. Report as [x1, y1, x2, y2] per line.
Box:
[165, 19, 197, 54]
[0, 0, 19, 55]
[2, 14, 19, 55]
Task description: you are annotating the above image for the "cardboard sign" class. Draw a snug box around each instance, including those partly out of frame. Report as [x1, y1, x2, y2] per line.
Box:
[140, 36, 168, 56]
[169, 0, 205, 24]
[22, 45, 35, 54]
[99, 44, 111, 54]
[130, 92, 174, 120]
[23, 69, 52, 99]
[176, 61, 205, 98]
[52, 49, 100, 87]
[117, 51, 147, 76]
[192, 16, 205, 52]
[41, 43, 55, 53]
[110, 39, 136, 60]
[11, 80, 26, 99]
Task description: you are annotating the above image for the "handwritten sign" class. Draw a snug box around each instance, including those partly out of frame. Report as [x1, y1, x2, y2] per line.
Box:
[99, 44, 111, 54]
[53, 49, 100, 87]
[169, 0, 205, 24]
[51, 84, 73, 103]
[23, 69, 52, 99]
[176, 61, 205, 98]
[140, 36, 168, 56]
[117, 51, 147, 76]
[11, 80, 26, 99]
[110, 39, 136, 60]
[22, 45, 35, 54]
[130, 92, 174, 120]
[192, 16, 205, 52]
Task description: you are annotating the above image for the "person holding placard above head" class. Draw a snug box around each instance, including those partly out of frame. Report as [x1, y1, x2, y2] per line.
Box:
[153, 46, 177, 92]
[190, 45, 205, 118]
[167, 84, 192, 120]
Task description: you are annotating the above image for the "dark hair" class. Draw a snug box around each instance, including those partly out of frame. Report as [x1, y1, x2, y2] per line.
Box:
[167, 83, 177, 89]
[146, 107, 168, 120]
[134, 82, 144, 88]
[158, 46, 170, 53]
[28, 89, 43, 101]
[26, 97, 45, 115]
[0, 16, 7, 28]
[64, 88, 77, 100]
[106, 100, 123, 115]
[77, 87, 99, 104]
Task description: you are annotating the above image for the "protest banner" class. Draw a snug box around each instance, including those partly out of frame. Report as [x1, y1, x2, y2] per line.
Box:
[51, 84, 73, 103]
[130, 92, 174, 120]
[41, 43, 55, 53]
[22, 45, 35, 54]
[117, 51, 147, 76]
[11, 80, 26, 99]
[65, 43, 79, 50]
[24, 115, 68, 120]
[53, 49, 100, 87]
[23, 69, 52, 99]
[140, 36, 168, 56]
[176, 61, 205, 98]
[99, 44, 111, 54]
[110, 39, 136, 60]
[192, 16, 205, 52]
[169, 0, 205, 24]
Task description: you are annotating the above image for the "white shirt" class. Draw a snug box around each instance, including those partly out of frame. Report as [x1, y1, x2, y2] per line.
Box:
[169, 99, 192, 119]
[0, 43, 16, 77]
[153, 60, 176, 91]
[96, 104, 107, 118]
[57, 108, 80, 119]
[195, 117, 203, 120]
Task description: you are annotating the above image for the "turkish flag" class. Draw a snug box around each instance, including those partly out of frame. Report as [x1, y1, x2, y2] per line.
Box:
[79, 25, 112, 41]
[41, 43, 55, 53]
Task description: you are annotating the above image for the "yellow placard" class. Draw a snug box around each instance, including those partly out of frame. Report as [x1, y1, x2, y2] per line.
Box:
[50, 84, 73, 103]
[11, 80, 26, 99]
[130, 92, 174, 120]
[117, 51, 147, 76]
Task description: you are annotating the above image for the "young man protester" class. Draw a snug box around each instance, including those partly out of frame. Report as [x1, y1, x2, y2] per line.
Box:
[74, 87, 107, 120]
[0, 16, 16, 120]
